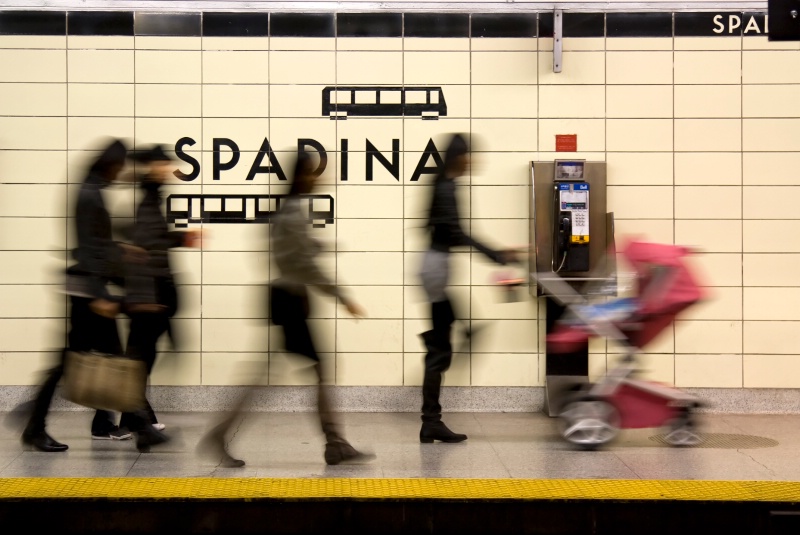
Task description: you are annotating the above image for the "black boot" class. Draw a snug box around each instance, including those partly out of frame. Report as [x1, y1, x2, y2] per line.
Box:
[22, 430, 68, 452]
[196, 422, 245, 468]
[420, 421, 467, 444]
[324, 438, 376, 466]
[135, 425, 170, 453]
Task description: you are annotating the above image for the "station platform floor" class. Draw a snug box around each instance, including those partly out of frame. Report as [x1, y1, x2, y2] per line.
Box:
[2, 410, 800, 534]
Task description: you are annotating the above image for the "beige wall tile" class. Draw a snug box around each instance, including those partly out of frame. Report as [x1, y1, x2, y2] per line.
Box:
[68, 49, 134, 83]
[744, 220, 800, 253]
[470, 152, 532, 186]
[0, 83, 65, 116]
[268, 37, 335, 51]
[743, 37, 800, 50]
[675, 353, 742, 387]
[202, 285, 270, 319]
[270, 117, 336, 155]
[0, 319, 65, 352]
[470, 285, 538, 321]
[403, 285, 429, 318]
[0, 36, 65, 49]
[743, 254, 800, 286]
[744, 321, 800, 354]
[606, 85, 673, 119]
[607, 185, 673, 219]
[539, 118, 604, 152]
[472, 51, 538, 84]
[605, 37, 672, 51]
[538, 85, 605, 119]
[0, 217, 65, 250]
[607, 119, 672, 151]
[68, 36, 133, 49]
[1, 150, 66, 184]
[134, 36, 200, 50]
[171, 285, 200, 319]
[0, 352, 63, 385]
[202, 318, 267, 352]
[135, 84, 201, 117]
[403, 37, 468, 51]
[0, 284, 64, 318]
[135, 50, 201, 83]
[743, 186, 800, 219]
[743, 85, 800, 118]
[335, 118, 405, 150]
[336, 38, 403, 51]
[68, 84, 133, 117]
[607, 152, 673, 185]
[675, 320, 742, 353]
[470, 218, 529, 251]
[471, 85, 537, 119]
[561, 38, 605, 52]
[744, 153, 800, 185]
[674, 37, 742, 51]
[336, 319, 403, 352]
[337, 252, 403, 285]
[339, 285, 403, 318]
[470, 185, 528, 219]
[336, 353, 404, 385]
[202, 37, 270, 51]
[538, 51, 604, 85]
[744, 288, 800, 321]
[744, 119, 800, 152]
[404, 119, 472, 150]
[609, 353, 675, 385]
[404, 51, 469, 84]
[675, 119, 742, 152]
[471, 353, 537, 386]
[471, 38, 537, 51]
[136, 118, 201, 150]
[675, 152, 742, 186]
[471, 320, 537, 353]
[149, 352, 200, 385]
[202, 353, 269, 386]
[0, 49, 65, 82]
[743, 354, 800, 388]
[674, 85, 741, 118]
[606, 51, 672, 85]
[336, 51, 403, 85]
[680, 286, 741, 321]
[675, 220, 742, 253]
[269, 84, 328, 118]
[202, 50, 269, 83]
[403, 251, 471, 287]
[675, 186, 741, 219]
[202, 251, 266, 285]
[201, 117, 270, 151]
[268, 350, 333, 386]
[685, 253, 742, 287]
[674, 51, 741, 84]
[0, 184, 66, 218]
[470, 119, 537, 152]
[202, 85, 269, 117]
[158, 318, 200, 352]
[337, 185, 403, 219]
[337, 218, 404, 252]
[269, 51, 334, 84]
[743, 51, 800, 83]
[0, 117, 66, 150]
[613, 219, 674, 244]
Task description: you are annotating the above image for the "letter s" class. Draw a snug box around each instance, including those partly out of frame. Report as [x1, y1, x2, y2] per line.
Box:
[174, 137, 200, 181]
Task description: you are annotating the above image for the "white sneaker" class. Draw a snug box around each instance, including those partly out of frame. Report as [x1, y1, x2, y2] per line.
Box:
[152, 423, 166, 431]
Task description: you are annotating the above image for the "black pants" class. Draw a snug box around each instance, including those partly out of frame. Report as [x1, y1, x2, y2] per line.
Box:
[119, 312, 170, 431]
[421, 298, 456, 424]
[25, 296, 119, 436]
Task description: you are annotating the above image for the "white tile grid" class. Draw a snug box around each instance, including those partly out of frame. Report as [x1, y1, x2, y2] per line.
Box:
[3, 35, 800, 387]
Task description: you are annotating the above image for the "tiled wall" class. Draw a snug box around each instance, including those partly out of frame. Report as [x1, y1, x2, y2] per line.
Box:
[1, 9, 798, 393]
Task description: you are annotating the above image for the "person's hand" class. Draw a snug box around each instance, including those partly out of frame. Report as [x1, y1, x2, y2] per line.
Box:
[344, 301, 366, 319]
[120, 243, 148, 264]
[127, 303, 167, 314]
[90, 298, 120, 318]
[184, 229, 205, 248]
[500, 249, 521, 265]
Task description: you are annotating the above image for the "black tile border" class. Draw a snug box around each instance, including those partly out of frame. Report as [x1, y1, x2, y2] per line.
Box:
[607, 12, 673, 37]
[270, 13, 334, 37]
[0, 11, 66, 35]
[471, 13, 537, 38]
[0, 10, 772, 38]
[337, 13, 402, 37]
[404, 13, 470, 38]
[68, 11, 133, 36]
[202, 12, 269, 37]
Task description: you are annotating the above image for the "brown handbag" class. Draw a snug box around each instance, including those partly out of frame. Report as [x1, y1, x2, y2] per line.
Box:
[63, 351, 147, 413]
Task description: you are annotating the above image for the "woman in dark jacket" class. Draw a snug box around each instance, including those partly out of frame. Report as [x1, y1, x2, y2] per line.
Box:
[119, 144, 200, 448]
[418, 134, 517, 444]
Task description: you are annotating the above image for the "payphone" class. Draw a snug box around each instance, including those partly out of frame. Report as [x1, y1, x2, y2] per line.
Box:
[553, 180, 590, 273]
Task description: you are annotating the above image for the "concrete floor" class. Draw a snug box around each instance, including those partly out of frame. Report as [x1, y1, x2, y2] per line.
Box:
[1, 410, 798, 480]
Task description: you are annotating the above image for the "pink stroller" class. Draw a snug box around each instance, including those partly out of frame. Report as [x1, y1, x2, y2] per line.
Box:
[536, 240, 707, 449]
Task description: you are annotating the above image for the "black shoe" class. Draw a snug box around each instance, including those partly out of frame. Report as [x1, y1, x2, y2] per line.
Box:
[135, 427, 170, 452]
[420, 421, 467, 444]
[197, 429, 245, 468]
[324, 440, 376, 466]
[22, 431, 68, 452]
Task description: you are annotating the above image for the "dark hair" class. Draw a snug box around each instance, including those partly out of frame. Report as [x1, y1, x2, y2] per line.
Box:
[436, 133, 470, 182]
[89, 139, 127, 177]
[286, 150, 315, 197]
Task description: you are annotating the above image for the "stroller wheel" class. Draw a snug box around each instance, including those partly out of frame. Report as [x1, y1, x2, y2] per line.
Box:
[664, 413, 702, 447]
[558, 398, 620, 450]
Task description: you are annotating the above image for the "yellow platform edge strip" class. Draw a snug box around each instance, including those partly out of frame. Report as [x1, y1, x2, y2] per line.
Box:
[1, 478, 800, 502]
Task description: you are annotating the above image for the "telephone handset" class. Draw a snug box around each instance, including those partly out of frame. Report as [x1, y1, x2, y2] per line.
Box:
[552, 181, 590, 273]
